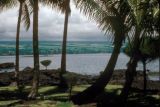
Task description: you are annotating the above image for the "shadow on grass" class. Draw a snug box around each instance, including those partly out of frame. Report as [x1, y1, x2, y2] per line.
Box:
[39, 86, 66, 95]
[0, 90, 29, 100]
[44, 95, 69, 102]
[39, 86, 70, 102]
[38, 86, 88, 102]
[0, 86, 70, 106]
[96, 88, 160, 107]
[126, 94, 160, 107]
[0, 85, 71, 101]
[1, 85, 159, 107]
[95, 88, 121, 107]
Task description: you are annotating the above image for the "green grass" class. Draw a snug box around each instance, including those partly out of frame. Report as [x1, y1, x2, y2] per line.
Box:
[0, 84, 159, 107]
[38, 86, 57, 93]
[106, 84, 122, 89]
[16, 100, 56, 107]
[105, 84, 122, 95]
[0, 86, 17, 91]
[15, 101, 74, 107]
[56, 102, 74, 107]
[152, 95, 160, 99]
[0, 85, 90, 107]
[0, 100, 20, 106]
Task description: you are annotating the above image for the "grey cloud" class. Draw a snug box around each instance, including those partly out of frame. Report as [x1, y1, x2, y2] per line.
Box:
[0, 3, 106, 41]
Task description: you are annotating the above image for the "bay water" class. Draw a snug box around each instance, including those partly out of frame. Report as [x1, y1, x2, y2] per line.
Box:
[0, 41, 159, 80]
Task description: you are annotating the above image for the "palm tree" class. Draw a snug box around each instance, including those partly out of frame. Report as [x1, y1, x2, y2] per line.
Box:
[153, 1, 160, 81]
[159, 59, 160, 81]
[71, 0, 134, 104]
[140, 37, 160, 92]
[15, 0, 31, 89]
[28, 0, 39, 99]
[39, 0, 71, 89]
[28, 0, 63, 99]
[0, 0, 31, 89]
[124, 36, 160, 95]
[153, 39, 160, 78]
[59, 0, 71, 89]
[120, 0, 159, 104]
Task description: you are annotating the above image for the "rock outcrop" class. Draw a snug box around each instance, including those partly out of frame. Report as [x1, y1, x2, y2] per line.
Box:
[0, 62, 14, 69]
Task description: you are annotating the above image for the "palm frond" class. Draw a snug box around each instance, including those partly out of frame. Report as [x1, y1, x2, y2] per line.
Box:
[75, 0, 135, 43]
[0, 0, 18, 12]
[39, 0, 68, 14]
[26, 0, 33, 14]
[74, 0, 114, 35]
[21, 2, 31, 31]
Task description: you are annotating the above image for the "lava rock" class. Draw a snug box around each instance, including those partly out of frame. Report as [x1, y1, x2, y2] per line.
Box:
[0, 62, 14, 69]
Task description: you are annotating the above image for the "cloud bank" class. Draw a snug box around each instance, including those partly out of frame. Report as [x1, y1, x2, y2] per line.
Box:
[0, 2, 107, 41]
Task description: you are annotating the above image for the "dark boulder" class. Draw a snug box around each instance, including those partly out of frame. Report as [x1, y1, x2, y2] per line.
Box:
[0, 62, 14, 69]
[22, 67, 33, 72]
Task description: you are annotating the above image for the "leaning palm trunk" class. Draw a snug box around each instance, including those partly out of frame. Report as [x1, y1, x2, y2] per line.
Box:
[71, 31, 124, 104]
[120, 27, 141, 104]
[28, 0, 39, 99]
[59, 0, 70, 89]
[14, 2, 23, 89]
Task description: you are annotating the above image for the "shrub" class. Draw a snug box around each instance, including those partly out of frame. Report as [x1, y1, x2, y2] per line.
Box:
[40, 60, 52, 70]
[63, 73, 78, 100]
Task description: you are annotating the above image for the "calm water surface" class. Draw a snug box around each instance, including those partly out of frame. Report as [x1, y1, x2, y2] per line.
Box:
[0, 54, 159, 76]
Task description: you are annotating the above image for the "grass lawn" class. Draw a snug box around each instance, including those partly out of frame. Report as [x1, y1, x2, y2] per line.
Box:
[0, 85, 93, 107]
[0, 84, 159, 107]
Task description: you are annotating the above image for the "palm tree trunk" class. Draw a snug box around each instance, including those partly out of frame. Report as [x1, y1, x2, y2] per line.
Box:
[119, 57, 138, 104]
[59, 0, 70, 89]
[71, 32, 124, 104]
[143, 61, 147, 95]
[28, 0, 39, 99]
[15, 2, 23, 89]
[158, 0, 160, 82]
[119, 26, 141, 104]
[159, 0, 160, 82]
[69, 85, 72, 100]
[159, 58, 160, 81]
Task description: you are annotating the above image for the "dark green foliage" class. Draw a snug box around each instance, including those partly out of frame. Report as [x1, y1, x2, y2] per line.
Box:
[124, 36, 160, 95]
[124, 37, 160, 62]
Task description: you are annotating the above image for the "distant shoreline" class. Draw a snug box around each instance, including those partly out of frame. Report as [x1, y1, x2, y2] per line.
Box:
[0, 53, 111, 56]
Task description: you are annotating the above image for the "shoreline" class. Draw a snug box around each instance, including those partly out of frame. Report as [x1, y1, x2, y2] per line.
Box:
[0, 67, 159, 75]
[0, 69, 160, 90]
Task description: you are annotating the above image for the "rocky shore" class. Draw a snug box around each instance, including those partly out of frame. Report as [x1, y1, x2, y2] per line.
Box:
[0, 68, 159, 91]
[0, 62, 14, 69]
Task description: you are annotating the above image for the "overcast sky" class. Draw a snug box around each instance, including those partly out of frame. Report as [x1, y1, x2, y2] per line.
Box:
[0, 2, 107, 41]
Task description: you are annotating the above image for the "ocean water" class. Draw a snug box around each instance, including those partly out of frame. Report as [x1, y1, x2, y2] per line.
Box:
[0, 41, 124, 55]
[0, 54, 159, 75]
[0, 41, 159, 79]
